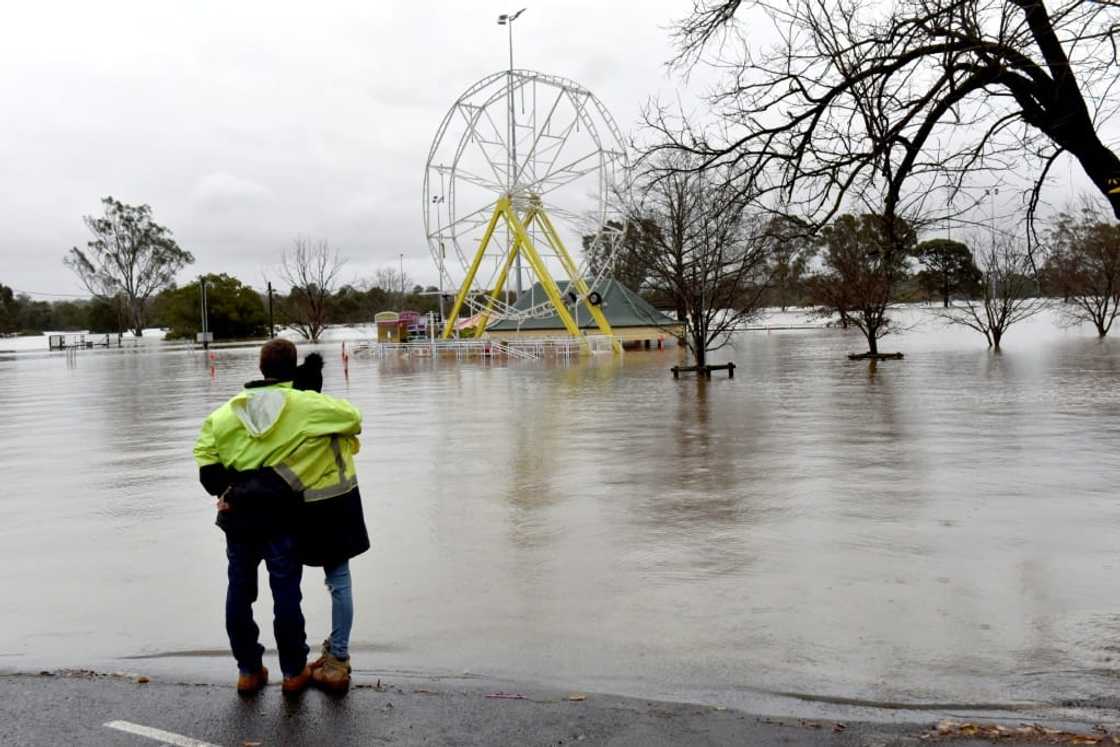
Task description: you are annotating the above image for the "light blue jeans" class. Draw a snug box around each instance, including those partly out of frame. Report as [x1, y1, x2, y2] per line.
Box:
[323, 561, 353, 660]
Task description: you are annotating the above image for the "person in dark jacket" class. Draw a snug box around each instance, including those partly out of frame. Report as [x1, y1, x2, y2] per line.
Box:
[219, 352, 369, 692]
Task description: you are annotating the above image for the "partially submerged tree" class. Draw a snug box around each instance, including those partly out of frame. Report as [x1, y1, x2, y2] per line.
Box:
[626, 155, 772, 368]
[937, 236, 1045, 349]
[662, 0, 1120, 238]
[761, 215, 817, 310]
[915, 239, 983, 307]
[279, 238, 345, 342]
[1045, 204, 1120, 336]
[810, 213, 917, 356]
[64, 197, 194, 336]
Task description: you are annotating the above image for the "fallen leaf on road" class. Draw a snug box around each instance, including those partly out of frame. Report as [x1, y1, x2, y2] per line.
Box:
[135, 676, 150, 684]
[565, 694, 587, 702]
[485, 692, 526, 700]
[413, 688, 437, 695]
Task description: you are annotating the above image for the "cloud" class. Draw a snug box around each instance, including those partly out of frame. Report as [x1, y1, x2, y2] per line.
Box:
[191, 172, 274, 212]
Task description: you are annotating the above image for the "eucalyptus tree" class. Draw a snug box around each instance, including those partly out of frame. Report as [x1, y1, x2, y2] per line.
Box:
[64, 196, 193, 336]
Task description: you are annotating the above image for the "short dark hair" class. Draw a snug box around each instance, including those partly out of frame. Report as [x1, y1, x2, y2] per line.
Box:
[260, 338, 298, 381]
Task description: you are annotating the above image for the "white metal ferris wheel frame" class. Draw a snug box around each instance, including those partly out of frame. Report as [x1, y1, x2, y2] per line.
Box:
[422, 69, 630, 325]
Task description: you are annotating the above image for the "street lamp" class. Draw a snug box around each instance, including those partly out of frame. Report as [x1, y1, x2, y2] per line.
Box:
[498, 8, 527, 298]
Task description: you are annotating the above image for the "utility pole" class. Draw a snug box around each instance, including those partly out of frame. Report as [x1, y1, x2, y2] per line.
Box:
[267, 281, 275, 339]
[399, 252, 405, 309]
[198, 275, 210, 350]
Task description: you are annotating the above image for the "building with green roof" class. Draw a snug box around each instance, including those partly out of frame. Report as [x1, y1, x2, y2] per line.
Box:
[485, 279, 682, 346]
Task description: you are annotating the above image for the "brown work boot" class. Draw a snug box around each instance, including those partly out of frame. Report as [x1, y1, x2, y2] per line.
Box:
[309, 638, 332, 671]
[236, 666, 268, 695]
[311, 653, 351, 692]
[281, 665, 312, 696]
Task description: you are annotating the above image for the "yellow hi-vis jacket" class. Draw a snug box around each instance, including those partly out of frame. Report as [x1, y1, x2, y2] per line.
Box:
[194, 382, 362, 502]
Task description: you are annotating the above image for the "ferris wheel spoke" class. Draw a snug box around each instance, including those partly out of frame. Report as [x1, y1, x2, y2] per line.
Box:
[523, 150, 604, 196]
[431, 199, 499, 237]
[456, 104, 509, 186]
[515, 87, 567, 185]
[435, 163, 505, 194]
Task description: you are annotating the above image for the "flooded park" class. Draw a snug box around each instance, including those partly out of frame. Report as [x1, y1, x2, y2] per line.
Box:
[2, 307, 1119, 719]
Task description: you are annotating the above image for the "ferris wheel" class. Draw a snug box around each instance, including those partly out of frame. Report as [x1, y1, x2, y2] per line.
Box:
[423, 69, 629, 339]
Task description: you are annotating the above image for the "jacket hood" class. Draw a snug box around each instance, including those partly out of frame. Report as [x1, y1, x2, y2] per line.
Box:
[230, 386, 290, 438]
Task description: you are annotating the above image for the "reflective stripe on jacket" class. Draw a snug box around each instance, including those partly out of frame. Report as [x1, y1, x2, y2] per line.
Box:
[274, 433, 360, 503]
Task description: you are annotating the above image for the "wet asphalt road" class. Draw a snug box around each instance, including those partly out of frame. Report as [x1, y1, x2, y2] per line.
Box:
[0, 672, 1041, 746]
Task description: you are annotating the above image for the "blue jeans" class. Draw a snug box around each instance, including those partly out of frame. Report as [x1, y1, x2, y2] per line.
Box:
[225, 533, 309, 677]
[323, 561, 353, 660]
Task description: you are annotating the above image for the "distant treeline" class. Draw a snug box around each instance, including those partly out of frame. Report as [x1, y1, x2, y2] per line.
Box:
[0, 276, 444, 339]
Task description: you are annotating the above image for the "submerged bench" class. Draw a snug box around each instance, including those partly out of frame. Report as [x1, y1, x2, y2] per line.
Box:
[671, 362, 736, 379]
[847, 352, 904, 361]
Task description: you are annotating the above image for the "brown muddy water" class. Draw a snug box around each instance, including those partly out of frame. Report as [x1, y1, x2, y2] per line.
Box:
[2, 308, 1119, 717]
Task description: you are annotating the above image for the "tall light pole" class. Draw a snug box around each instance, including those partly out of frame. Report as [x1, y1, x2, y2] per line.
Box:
[984, 187, 1000, 299]
[399, 251, 405, 308]
[498, 7, 526, 299]
[432, 194, 447, 322]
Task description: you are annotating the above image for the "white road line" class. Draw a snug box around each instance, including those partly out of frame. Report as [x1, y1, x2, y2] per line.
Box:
[103, 720, 220, 747]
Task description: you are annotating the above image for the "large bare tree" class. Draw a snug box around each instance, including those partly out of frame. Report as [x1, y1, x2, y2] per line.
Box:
[936, 234, 1046, 348]
[1045, 202, 1120, 336]
[659, 0, 1120, 235]
[279, 238, 345, 342]
[625, 155, 773, 368]
[64, 196, 193, 336]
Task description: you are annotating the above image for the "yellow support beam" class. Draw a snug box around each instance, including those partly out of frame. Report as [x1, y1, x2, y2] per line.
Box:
[472, 223, 523, 337]
[532, 206, 614, 336]
[501, 202, 583, 338]
[439, 195, 620, 353]
[441, 198, 505, 339]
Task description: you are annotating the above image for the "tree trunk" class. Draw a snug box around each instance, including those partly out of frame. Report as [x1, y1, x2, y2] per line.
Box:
[991, 329, 1002, 350]
[942, 275, 950, 307]
[867, 332, 878, 356]
[1067, 137, 1120, 220]
[130, 302, 144, 337]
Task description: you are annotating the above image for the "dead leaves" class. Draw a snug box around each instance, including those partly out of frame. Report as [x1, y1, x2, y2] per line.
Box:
[926, 720, 1120, 744]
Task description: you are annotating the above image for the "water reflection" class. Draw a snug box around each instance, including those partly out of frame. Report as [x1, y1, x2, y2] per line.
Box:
[2, 309, 1120, 712]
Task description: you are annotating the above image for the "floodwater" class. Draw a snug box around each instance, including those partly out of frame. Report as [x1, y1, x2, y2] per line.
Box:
[3, 308, 1120, 719]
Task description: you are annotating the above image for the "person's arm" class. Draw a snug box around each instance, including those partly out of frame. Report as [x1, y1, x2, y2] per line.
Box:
[224, 466, 301, 510]
[306, 393, 362, 437]
[194, 416, 230, 496]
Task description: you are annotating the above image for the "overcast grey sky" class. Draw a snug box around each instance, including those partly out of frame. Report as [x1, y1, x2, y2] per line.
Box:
[0, 0, 716, 297]
[1, 1, 1109, 299]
